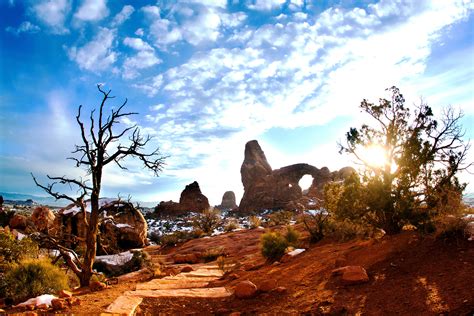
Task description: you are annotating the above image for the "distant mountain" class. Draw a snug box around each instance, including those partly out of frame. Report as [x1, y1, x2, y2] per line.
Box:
[463, 192, 474, 207]
[0, 192, 157, 208]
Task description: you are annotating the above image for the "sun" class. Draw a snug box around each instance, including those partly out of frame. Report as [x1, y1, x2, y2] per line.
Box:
[360, 144, 387, 168]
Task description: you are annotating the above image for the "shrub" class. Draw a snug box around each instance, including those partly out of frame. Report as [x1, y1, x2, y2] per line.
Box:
[193, 208, 221, 235]
[202, 246, 226, 262]
[248, 215, 261, 229]
[260, 231, 289, 261]
[2, 259, 69, 303]
[436, 216, 468, 243]
[0, 230, 38, 268]
[224, 218, 239, 232]
[267, 211, 293, 226]
[284, 226, 299, 247]
[325, 218, 374, 242]
[300, 212, 329, 243]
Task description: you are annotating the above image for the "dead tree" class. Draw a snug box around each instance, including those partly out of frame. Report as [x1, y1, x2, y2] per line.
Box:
[32, 85, 166, 286]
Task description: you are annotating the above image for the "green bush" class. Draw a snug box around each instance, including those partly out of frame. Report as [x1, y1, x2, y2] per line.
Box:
[325, 218, 374, 242]
[192, 208, 221, 235]
[260, 231, 289, 261]
[284, 226, 299, 247]
[267, 211, 293, 226]
[0, 230, 38, 268]
[2, 259, 69, 303]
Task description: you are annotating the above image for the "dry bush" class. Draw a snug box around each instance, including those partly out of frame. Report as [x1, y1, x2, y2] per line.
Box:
[267, 211, 293, 226]
[299, 212, 329, 243]
[224, 218, 239, 232]
[325, 218, 374, 242]
[192, 208, 221, 235]
[248, 215, 261, 229]
[202, 246, 227, 262]
[0, 230, 38, 269]
[284, 226, 300, 247]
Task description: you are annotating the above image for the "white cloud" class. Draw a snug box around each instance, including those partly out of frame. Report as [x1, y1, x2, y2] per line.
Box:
[122, 37, 161, 79]
[74, 0, 109, 22]
[5, 21, 40, 35]
[135, 1, 473, 203]
[67, 27, 117, 71]
[135, 28, 144, 36]
[111, 5, 134, 27]
[133, 74, 163, 96]
[31, 0, 71, 34]
[247, 0, 286, 11]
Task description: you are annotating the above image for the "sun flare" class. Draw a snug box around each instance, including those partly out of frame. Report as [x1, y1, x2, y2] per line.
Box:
[361, 145, 387, 168]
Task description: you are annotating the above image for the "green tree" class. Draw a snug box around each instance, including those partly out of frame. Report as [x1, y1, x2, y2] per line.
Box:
[339, 87, 471, 234]
[33, 85, 166, 286]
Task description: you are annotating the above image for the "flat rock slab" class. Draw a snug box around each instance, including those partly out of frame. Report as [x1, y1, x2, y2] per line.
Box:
[182, 269, 223, 278]
[136, 279, 209, 290]
[162, 275, 219, 282]
[125, 287, 232, 298]
[105, 295, 143, 316]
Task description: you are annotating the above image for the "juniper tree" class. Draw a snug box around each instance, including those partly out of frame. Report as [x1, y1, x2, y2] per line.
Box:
[339, 86, 471, 234]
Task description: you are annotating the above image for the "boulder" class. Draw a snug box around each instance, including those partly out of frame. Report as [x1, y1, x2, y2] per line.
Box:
[259, 279, 277, 292]
[180, 265, 194, 273]
[51, 299, 67, 310]
[217, 191, 238, 210]
[58, 290, 72, 298]
[58, 199, 147, 255]
[234, 280, 258, 299]
[179, 181, 210, 212]
[89, 281, 107, 292]
[238, 140, 355, 213]
[332, 266, 369, 285]
[9, 214, 28, 230]
[31, 207, 55, 233]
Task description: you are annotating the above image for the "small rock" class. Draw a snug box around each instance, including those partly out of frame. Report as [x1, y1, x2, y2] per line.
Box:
[58, 289, 73, 298]
[180, 265, 194, 273]
[234, 281, 258, 299]
[229, 312, 241, 316]
[36, 303, 49, 310]
[227, 273, 239, 280]
[259, 279, 277, 292]
[272, 261, 280, 266]
[89, 280, 106, 291]
[51, 298, 67, 310]
[274, 286, 287, 293]
[332, 266, 369, 285]
[66, 297, 81, 306]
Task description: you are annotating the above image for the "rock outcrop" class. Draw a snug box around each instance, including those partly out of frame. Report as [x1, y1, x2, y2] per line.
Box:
[179, 181, 210, 212]
[58, 199, 147, 255]
[216, 191, 238, 210]
[31, 206, 55, 233]
[155, 181, 210, 215]
[239, 140, 355, 213]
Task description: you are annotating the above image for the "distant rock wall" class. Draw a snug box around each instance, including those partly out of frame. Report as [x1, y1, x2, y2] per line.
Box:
[238, 140, 355, 213]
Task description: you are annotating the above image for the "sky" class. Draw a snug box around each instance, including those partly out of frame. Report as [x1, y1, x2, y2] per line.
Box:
[0, 0, 473, 206]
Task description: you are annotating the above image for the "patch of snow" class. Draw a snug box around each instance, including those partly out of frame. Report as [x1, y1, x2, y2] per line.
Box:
[287, 248, 305, 257]
[463, 214, 474, 220]
[116, 223, 133, 228]
[16, 294, 58, 307]
[63, 198, 117, 216]
[307, 209, 328, 216]
[95, 251, 134, 266]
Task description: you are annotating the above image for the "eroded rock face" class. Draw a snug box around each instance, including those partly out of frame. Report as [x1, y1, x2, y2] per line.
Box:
[58, 199, 147, 255]
[154, 181, 210, 215]
[239, 140, 355, 213]
[217, 191, 238, 210]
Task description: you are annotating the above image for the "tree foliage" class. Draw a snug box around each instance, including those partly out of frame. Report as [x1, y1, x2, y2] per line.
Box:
[338, 87, 471, 234]
[32, 85, 166, 286]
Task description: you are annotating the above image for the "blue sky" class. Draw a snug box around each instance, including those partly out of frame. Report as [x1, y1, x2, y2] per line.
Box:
[0, 0, 473, 205]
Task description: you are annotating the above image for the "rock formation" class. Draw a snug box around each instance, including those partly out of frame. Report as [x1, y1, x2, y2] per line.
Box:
[58, 199, 147, 255]
[239, 140, 355, 213]
[31, 206, 55, 233]
[216, 191, 238, 210]
[179, 181, 210, 212]
[155, 181, 210, 215]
